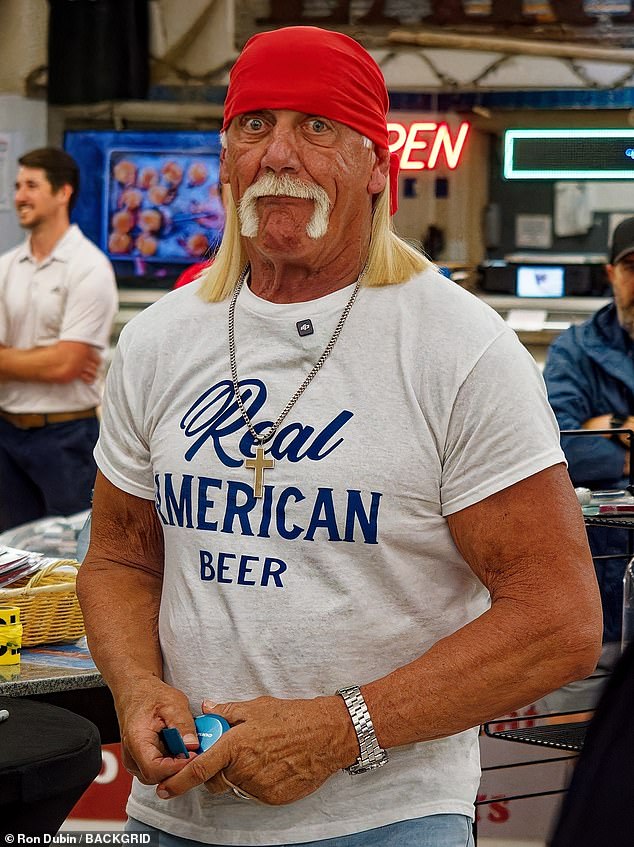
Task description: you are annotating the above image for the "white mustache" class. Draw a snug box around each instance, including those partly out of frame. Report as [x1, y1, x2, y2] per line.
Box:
[237, 173, 331, 240]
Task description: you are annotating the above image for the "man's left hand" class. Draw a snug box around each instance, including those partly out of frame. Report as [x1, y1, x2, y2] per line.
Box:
[79, 346, 101, 383]
[155, 694, 358, 805]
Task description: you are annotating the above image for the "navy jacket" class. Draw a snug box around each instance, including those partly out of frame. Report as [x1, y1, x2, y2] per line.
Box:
[544, 303, 634, 487]
[544, 303, 634, 642]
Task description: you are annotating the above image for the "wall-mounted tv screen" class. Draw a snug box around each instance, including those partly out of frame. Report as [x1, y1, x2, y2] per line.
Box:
[516, 265, 565, 298]
[64, 130, 224, 286]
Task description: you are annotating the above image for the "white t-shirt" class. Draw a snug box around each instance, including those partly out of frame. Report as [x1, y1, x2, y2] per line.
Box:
[0, 224, 118, 413]
[95, 269, 564, 845]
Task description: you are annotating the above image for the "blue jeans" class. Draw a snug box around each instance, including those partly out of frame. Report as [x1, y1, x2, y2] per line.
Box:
[126, 814, 475, 846]
[0, 416, 99, 531]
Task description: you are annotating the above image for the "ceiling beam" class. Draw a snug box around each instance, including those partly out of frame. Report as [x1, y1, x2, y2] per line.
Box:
[388, 29, 634, 64]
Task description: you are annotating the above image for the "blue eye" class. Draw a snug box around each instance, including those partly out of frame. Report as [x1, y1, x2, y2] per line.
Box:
[240, 115, 267, 133]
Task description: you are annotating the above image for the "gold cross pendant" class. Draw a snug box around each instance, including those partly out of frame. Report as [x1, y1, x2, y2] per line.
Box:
[245, 446, 275, 498]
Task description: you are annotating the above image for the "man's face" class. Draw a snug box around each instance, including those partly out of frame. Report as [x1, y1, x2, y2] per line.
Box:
[220, 109, 388, 262]
[608, 252, 634, 338]
[14, 166, 69, 230]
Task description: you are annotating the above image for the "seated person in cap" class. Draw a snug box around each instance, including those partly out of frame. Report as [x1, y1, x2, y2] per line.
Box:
[543, 216, 634, 693]
[77, 25, 601, 847]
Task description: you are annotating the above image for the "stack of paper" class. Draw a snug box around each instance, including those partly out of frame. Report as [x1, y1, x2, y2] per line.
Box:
[0, 546, 49, 589]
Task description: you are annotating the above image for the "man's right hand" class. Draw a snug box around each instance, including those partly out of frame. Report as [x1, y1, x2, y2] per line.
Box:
[116, 676, 200, 785]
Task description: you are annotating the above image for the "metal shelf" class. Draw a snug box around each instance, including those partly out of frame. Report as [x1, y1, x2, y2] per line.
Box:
[584, 516, 634, 529]
[484, 720, 589, 752]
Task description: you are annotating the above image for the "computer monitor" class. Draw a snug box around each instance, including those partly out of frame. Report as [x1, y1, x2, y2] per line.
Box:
[516, 265, 565, 298]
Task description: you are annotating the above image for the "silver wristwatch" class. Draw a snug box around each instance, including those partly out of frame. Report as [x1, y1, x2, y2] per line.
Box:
[336, 685, 389, 774]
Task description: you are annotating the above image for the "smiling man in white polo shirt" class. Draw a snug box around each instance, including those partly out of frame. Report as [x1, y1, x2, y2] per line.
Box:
[0, 147, 118, 531]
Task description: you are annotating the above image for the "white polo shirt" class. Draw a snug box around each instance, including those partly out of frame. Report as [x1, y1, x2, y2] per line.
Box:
[0, 224, 118, 414]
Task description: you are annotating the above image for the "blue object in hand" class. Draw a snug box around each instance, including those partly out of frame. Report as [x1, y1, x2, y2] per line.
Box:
[194, 713, 230, 753]
[160, 727, 189, 758]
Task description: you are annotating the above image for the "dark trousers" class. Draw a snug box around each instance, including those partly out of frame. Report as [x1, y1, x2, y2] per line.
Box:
[0, 416, 99, 532]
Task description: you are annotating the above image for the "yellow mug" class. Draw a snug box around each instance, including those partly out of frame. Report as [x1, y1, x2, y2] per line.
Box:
[0, 606, 22, 665]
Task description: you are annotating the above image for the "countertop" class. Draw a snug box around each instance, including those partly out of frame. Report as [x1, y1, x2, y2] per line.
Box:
[0, 639, 104, 697]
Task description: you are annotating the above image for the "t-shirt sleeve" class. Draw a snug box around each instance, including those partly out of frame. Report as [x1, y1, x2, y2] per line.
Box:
[59, 256, 118, 350]
[440, 328, 565, 515]
[94, 332, 155, 500]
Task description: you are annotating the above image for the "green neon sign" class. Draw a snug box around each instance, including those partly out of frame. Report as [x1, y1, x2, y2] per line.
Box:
[504, 129, 634, 179]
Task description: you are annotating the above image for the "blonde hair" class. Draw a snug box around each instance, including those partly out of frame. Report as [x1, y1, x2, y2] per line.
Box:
[198, 180, 432, 303]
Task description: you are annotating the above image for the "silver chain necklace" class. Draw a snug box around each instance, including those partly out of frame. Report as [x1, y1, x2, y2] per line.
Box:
[228, 264, 363, 496]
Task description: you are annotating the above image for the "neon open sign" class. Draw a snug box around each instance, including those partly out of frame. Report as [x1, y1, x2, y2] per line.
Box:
[387, 121, 471, 171]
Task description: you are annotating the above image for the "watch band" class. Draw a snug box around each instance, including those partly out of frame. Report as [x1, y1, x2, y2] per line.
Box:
[610, 414, 628, 429]
[336, 685, 389, 774]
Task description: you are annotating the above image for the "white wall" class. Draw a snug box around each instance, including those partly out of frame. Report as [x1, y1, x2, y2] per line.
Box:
[150, 0, 236, 84]
[390, 114, 490, 267]
[0, 0, 48, 253]
[0, 0, 47, 95]
[0, 96, 47, 253]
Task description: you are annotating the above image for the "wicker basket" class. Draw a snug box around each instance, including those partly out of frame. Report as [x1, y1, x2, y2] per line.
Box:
[0, 559, 85, 646]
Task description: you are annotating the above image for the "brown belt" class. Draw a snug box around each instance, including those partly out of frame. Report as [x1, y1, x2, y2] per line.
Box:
[0, 407, 98, 430]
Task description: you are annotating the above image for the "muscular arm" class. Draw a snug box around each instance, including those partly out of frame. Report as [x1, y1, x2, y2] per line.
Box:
[77, 472, 198, 782]
[0, 340, 100, 384]
[158, 463, 603, 804]
[361, 463, 602, 749]
[76, 471, 164, 698]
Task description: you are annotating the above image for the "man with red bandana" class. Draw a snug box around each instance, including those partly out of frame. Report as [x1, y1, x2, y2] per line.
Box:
[78, 27, 601, 847]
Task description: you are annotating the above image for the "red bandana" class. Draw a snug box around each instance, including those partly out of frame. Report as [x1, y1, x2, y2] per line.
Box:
[223, 26, 399, 214]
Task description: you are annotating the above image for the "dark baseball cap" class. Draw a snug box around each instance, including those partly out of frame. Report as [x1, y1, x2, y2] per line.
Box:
[610, 216, 634, 265]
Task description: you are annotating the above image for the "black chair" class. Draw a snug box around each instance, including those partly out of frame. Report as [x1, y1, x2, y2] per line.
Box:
[549, 640, 634, 846]
[0, 695, 102, 836]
